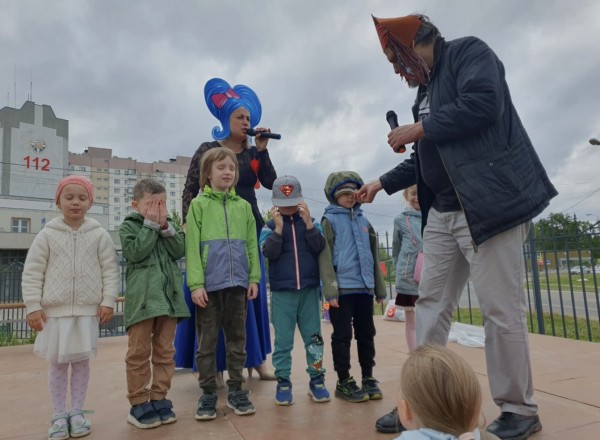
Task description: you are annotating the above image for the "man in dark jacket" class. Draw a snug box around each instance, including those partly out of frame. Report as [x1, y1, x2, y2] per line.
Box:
[358, 14, 557, 440]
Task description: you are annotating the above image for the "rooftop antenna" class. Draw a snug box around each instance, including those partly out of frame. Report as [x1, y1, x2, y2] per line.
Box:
[14, 64, 16, 108]
[30, 68, 33, 102]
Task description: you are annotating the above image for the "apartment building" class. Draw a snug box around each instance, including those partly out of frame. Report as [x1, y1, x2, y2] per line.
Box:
[69, 147, 192, 231]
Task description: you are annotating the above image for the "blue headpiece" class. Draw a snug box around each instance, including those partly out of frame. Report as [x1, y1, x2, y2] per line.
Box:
[204, 78, 262, 141]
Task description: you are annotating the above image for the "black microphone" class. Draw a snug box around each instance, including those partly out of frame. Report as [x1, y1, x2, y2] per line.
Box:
[246, 128, 281, 140]
[386, 110, 406, 153]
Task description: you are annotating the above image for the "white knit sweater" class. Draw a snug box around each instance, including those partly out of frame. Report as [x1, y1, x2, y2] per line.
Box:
[22, 217, 120, 317]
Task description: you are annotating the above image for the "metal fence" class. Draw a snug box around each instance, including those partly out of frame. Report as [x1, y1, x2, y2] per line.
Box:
[2, 226, 600, 343]
[377, 226, 600, 342]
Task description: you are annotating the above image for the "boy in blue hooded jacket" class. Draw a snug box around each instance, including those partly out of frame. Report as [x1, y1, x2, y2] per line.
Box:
[318, 171, 387, 403]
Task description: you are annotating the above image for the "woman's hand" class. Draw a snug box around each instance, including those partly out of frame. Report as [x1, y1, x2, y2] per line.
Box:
[253, 127, 271, 151]
[27, 310, 47, 331]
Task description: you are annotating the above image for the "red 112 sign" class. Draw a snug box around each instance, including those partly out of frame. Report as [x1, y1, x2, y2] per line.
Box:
[25, 139, 51, 172]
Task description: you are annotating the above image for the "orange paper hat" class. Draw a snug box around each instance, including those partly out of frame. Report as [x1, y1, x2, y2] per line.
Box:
[372, 15, 422, 49]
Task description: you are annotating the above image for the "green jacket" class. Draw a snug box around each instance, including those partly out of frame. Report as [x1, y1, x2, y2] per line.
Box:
[185, 186, 260, 292]
[119, 212, 190, 329]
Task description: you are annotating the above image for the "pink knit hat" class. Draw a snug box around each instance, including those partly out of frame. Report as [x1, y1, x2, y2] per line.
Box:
[55, 175, 94, 206]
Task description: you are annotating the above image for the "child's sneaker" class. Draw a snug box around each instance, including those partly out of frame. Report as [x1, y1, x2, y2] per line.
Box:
[362, 376, 383, 400]
[195, 393, 217, 421]
[151, 399, 177, 424]
[275, 378, 294, 406]
[127, 402, 162, 429]
[227, 389, 255, 415]
[308, 375, 331, 403]
[335, 376, 369, 403]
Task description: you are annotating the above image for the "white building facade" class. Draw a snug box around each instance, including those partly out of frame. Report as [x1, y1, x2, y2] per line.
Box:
[0, 101, 192, 266]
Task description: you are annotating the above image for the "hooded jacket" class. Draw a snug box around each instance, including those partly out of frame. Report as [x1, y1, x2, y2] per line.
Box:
[185, 186, 260, 293]
[119, 212, 190, 329]
[379, 37, 557, 246]
[260, 213, 325, 291]
[22, 217, 119, 317]
[392, 208, 422, 295]
[318, 171, 386, 301]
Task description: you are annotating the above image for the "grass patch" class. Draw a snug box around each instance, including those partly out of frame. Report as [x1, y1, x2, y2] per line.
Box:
[0, 330, 36, 347]
[526, 271, 600, 293]
[454, 308, 600, 343]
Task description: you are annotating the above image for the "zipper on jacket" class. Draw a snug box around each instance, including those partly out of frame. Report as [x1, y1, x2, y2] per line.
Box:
[424, 85, 478, 251]
[290, 216, 301, 290]
[223, 196, 234, 285]
[72, 232, 77, 315]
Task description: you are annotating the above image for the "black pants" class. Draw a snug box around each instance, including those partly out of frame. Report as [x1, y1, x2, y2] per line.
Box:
[329, 294, 376, 381]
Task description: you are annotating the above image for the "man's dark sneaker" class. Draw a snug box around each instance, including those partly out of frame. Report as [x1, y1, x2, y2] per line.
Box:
[334, 376, 369, 403]
[275, 378, 294, 406]
[227, 389, 256, 415]
[486, 412, 542, 440]
[362, 376, 383, 400]
[375, 407, 406, 434]
[151, 399, 177, 424]
[308, 375, 331, 403]
[127, 402, 161, 429]
[195, 393, 217, 421]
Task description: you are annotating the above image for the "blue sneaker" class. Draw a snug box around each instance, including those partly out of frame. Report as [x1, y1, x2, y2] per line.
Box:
[308, 375, 330, 403]
[275, 378, 293, 406]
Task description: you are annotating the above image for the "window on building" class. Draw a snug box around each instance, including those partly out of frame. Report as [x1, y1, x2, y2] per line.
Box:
[170, 183, 176, 188]
[11, 218, 30, 233]
[170, 191, 176, 197]
[114, 198, 120, 203]
[69, 165, 74, 171]
[170, 200, 176, 206]
[114, 179, 120, 184]
[80, 166, 86, 171]
[114, 169, 121, 175]
[114, 188, 120, 194]
[114, 216, 120, 221]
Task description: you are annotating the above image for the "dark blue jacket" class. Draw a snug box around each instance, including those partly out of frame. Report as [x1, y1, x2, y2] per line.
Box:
[380, 37, 557, 245]
[260, 213, 325, 291]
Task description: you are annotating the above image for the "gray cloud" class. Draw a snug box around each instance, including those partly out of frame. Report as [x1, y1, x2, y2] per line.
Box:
[2, 0, 600, 233]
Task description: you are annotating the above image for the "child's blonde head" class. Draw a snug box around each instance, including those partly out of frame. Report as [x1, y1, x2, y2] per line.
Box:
[399, 345, 481, 437]
[199, 147, 239, 190]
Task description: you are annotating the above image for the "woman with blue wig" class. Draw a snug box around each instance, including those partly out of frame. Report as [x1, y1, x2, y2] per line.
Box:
[176, 78, 277, 383]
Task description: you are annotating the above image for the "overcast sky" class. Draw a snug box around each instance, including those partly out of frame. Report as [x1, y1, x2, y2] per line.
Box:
[2, 0, 600, 233]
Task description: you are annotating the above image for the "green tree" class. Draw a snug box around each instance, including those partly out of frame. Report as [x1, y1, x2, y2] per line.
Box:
[534, 213, 599, 262]
[170, 209, 182, 229]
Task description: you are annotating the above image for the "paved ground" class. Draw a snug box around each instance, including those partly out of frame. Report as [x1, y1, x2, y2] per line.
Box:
[1, 318, 599, 439]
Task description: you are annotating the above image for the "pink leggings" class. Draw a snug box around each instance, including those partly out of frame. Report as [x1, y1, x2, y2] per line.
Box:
[48, 359, 90, 415]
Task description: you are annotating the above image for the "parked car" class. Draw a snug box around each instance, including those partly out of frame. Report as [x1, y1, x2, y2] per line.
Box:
[570, 266, 591, 274]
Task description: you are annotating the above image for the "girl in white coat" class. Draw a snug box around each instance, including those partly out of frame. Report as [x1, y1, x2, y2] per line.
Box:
[22, 176, 119, 439]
